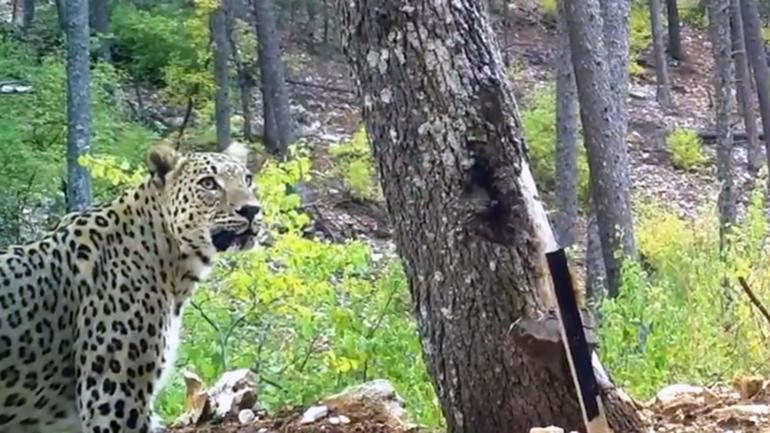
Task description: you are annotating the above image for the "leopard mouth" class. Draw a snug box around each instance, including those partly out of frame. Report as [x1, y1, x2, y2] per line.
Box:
[211, 228, 256, 252]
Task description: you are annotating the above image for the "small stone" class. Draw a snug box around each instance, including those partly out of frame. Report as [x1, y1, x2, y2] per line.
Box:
[300, 405, 329, 424]
[328, 416, 341, 425]
[238, 409, 256, 425]
[529, 427, 564, 433]
[338, 415, 350, 424]
[257, 428, 268, 433]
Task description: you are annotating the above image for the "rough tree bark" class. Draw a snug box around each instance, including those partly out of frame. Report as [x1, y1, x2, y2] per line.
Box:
[568, 0, 637, 299]
[555, 0, 579, 247]
[66, 0, 93, 212]
[740, 0, 770, 178]
[666, 0, 685, 60]
[650, 0, 673, 106]
[709, 0, 736, 237]
[89, 0, 111, 62]
[252, 0, 295, 154]
[213, 4, 232, 151]
[585, 203, 607, 310]
[731, 0, 762, 173]
[341, 1, 645, 432]
[600, 0, 630, 125]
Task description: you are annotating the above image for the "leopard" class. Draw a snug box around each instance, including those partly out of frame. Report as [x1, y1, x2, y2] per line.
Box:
[0, 142, 263, 433]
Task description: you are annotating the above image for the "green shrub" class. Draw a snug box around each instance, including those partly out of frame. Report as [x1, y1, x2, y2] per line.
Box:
[599, 188, 770, 398]
[520, 86, 590, 206]
[329, 127, 383, 202]
[666, 128, 707, 170]
[680, 0, 708, 30]
[629, 2, 651, 76]
[110, 1, 213, 103]
[539, 0, 558, 17]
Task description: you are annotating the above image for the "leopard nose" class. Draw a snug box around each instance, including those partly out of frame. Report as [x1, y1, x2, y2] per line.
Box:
[236, 205, 261, 222]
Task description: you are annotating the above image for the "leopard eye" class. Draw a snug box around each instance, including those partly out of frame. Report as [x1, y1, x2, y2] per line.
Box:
[199, 176, 218, 191]
[245, 174, 253, 187]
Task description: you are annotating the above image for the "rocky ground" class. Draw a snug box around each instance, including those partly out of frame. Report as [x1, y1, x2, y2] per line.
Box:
[166, 367, 770, 433]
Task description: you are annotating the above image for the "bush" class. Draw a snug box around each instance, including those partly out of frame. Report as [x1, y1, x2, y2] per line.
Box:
[329, 128, 383, 202]
[539, 0, 558, 17]
[680, 0, 708, 30]
[110, 1, 213, 103]
[629, 2, 651, 76]
[598, 188, 770, 398]
[520, 86, 590, 206]
[666, 128, 707, 170]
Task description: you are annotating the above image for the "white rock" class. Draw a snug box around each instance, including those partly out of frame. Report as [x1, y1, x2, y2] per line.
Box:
[655, 384, 705, 404]
[529, 427, 564, 433]
[338, 415, 351, 424]
[300, 405, 329, 424]
[238, 409, 256, 425]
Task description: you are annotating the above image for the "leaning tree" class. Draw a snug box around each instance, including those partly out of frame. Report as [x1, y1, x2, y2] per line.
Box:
[339, 0, 644, 432]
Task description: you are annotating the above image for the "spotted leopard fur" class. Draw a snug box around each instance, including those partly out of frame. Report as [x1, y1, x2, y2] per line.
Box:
[0, 143, 261, 433]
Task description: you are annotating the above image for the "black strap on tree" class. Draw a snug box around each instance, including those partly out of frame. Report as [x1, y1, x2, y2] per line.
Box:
[546, 248, 612, 433]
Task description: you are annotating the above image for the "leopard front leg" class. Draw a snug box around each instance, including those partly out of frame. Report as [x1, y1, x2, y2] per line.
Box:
[76, 305, 164, 433]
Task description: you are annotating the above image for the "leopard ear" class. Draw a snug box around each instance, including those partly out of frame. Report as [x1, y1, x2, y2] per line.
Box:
[223, 142, 250, 167]
[147, 144, 182, 187]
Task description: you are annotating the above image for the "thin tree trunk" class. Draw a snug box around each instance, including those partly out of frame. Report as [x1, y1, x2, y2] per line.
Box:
[568, 0, 637, 298]
[600, 0, 631, 127]
[585, 203, 607, 312]
[306, 0, 317, 52]
[22, 0, 35, 30]
[89, 0, 111, 62]
[740, 0, 770, 180]
[240, 78, 255, 141]
[322, 0, 329, 45]
[213, 6, 232, 151]
[66, 0, 93, 212]
[731, 0, 762, 173]
[555, 0, 579, 247]
[227, 15, 256, 142]
[666, 0, 685, 59]
[709, 0, 737, 234]
[341, 1, 645, 432]
[55, 0, 66, 31]
[252, 0, 295, 154]
[651, 0, 673, 106]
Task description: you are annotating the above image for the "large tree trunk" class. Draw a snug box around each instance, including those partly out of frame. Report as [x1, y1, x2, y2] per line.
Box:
[731, 0, 762, 173]
[740, 0, 770, 179]
[570, 0, 637, 298]
[66, 0, 93, 212]
[555, 0, 579, 247]
[213, 5, 232, 151]
[650, 0, 673, 106]
[666, 0, 685, 59]
[89, 0, 111, 62]
[340, 1, 645, 432]
[252, 0, 295, 154]
[709, 0, 736, 246]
